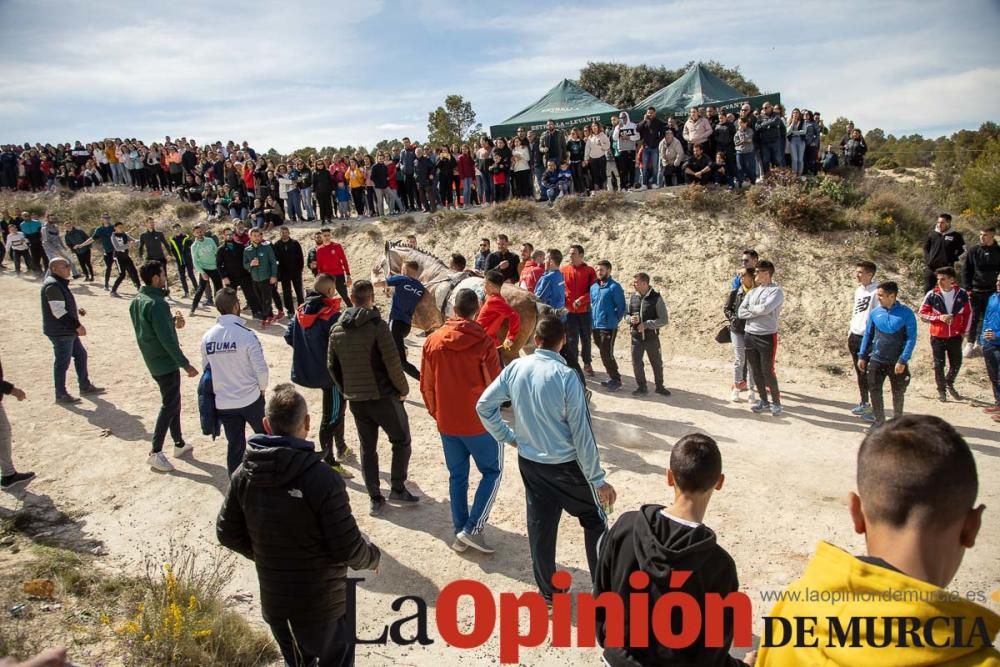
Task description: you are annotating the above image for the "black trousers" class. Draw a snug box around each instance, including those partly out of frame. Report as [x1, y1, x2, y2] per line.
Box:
[152, 370, 183, 453]
[319, 385, 347, 464]
[218, 394, 265, 475]
[334, 274, 352, 307]
[75, 250, 94, 281]
[251, 279, 275, 318]
[316, 191, 333, 221]
[349, 397, 411, 500]
[518, 456, 606, 600]
[268, 614, 354, 667]
[588, 155, 607, 190]
[112, 254, 140, 292]
[562, 312, 592, 383]
[8, 248, 28, 272]
[231, 274, 261, 315]
[403, 174, 418, 210]
[176, 261, 197, 295]
[969, 290, 992, 343]
[27, 235, 45, 273]
[102, 251, 115, 287]
[192, 269, 223, 310]
[390, 320, 420, 380]
[280, 275, 305, 314]
[930, 335, 963, 392]
[617, 150, 636, 189]
[592, 329, 620, 382]
[847, 332, 869, 404]
[746, 332, 781, 404]
[630, 334, 663, 390]
[867, 360, 910, 425]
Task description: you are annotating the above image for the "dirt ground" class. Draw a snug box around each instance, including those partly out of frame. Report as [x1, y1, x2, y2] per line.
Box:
[0, 204, 998, 665]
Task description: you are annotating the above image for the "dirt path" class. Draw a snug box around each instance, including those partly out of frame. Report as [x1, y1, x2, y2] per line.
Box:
[1, 269, 997, 665]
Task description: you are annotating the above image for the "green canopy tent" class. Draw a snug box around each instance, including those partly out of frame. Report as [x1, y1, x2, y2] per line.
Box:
[489, 79, 621, 138]
[631, 63, 758, 118]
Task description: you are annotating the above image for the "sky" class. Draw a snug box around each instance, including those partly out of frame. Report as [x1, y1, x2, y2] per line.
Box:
[2, 0, 998, 153]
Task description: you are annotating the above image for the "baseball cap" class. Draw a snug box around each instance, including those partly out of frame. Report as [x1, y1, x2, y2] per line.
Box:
[101, 212, 110, 219]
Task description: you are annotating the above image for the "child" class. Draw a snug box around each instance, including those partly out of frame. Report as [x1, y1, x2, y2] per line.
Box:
[557, 159, 573, 196]
[595, 433, 749, 666]
[490, 156, 508, 204]
[758, 416, 998, 665]
[4, 223, 30, 274]
[335, 182, 351, 220]
[541, 160, 560, 204]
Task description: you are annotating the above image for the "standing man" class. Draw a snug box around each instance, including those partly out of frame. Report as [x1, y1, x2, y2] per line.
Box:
[534, 248, 566, 312]
[980, 274, 1000, 422]
[129, 261, 199, 472]
[922, 213, 965, 293]
[636, 106, 666, 189]
[201, 288, 269, 474]
[422, 288, 503, 553]
[399, 138, 418, 212]
[273, 226, 305, 317]
[327, 280, 419, 516]
[41, 257, 104, 404]
[919, 267, 971, 402]
[485, 234, 520, 284]
[168, 224, 197, 298]
[627, 272, 670, 397]
[217, 226, 259, 315]
[962, 225, 1000, 356]
[18, 211, 46, 275]
[138, 218, 172, 284]
[539, 119, 567, 171]
[189, 223, 221, 314]
[109, 221, 141, 296]
[476, 316, 615, 603]
[731, 248, 758, 289]
[243, 228, 279, 327]
[847, 261, 878, 417]
[562, 244, 598, 381]
[314, 228, 352, 306]
[71, 212, 116, 290]
[373, 260, 425, 380]
[41, 214, 80, 278]
[284, 273, 352, 475]
[612, 112, 638, 190]
[64, 220, 93, 282]
[1, 352, 34, 490]
[519, 247, 545, 292]
[737, 260, 784, 415]
[858, 281, 917, 428]
[216, 384, 380, 667]
[590, 260, 626, 391]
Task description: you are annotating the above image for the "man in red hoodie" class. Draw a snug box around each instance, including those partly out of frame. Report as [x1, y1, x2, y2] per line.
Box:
[919, 266, 972, 402]
[315, 228, 352, 306]
[477, 270, 521, 366]
[561, 244, 598, 380]
[421, 288, 503, 554]
[518, 244, 544, 292]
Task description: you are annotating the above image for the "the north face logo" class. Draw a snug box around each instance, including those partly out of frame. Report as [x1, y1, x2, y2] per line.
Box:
[288, 489, 303, 499]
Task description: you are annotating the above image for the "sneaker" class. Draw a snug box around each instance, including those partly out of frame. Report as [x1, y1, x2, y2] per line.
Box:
[770, 403, 783, 416]
[735, 380, 748, 391]
[946, 384, 962, 400]
[331, 463, 354, 479]
[369, 496, 386, 516]
[603, 379, 622, 391]
[860, 413, 878, 424]
[55, 394, 81, 405]
[337, 445, 355, 462]
[388, 488, 420, 505]
[631, 386, 648, 396]
[750, 399, 770, 414]
[654, 386, 671, 396]
[583, 364, 595, 377]
[850, 402, 871, 415]
[962, 341, 975, 357]
[103, 285, 110, 291]
[80, 384, 105, 396]
[274, 310, 286, 321]
[937, 391, 947, 402]
[260, 317, 271, 329]
[730, 387, 741, 402]
[458, 530, 496, 554]
[1, 471, 36, 491]
[173, 443, 194, 459]
[147, 452, 174, 472]
[450, 537, 469, 553]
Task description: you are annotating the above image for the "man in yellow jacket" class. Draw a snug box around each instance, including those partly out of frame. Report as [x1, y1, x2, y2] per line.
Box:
[758, 415, 999, 666]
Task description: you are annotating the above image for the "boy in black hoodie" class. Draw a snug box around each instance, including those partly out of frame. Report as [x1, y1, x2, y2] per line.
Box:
[595, 433, 753, 666]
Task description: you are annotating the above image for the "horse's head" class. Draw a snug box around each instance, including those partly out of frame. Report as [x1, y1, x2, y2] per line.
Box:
[371, 240, 404, 281]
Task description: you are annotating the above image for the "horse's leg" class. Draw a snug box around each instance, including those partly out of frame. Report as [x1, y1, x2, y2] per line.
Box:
[506, 305, 536, 363]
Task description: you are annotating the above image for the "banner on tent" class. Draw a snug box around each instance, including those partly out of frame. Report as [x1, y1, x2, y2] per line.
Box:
[490, 112, 621, 138]
[714, 93, 782, 115]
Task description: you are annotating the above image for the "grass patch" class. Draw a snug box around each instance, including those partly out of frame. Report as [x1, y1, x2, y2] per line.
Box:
[488, 198, 539, 226]
[175, 203, 200, 220]
[678, 184, 737, 215]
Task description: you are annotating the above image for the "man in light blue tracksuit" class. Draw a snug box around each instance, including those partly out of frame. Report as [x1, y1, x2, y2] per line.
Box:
[858, 281, 918, 428]
[476, 316, 616, 603]
[590, 260, 626, 390]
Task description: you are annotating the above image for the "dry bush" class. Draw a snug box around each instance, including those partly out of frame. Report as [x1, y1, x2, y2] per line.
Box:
[488, 198, 539, 226]
[554, 195, 583, 215]
[582, 190, 627, 216]
[747, 171, 841, 232]
[677, 184, 736, 215]
[175, 203, 200, 220]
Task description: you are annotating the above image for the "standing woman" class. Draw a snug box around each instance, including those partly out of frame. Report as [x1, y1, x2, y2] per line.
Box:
[242, 160, 256, 200]
[145, 143, 163, 191]
[296, 158, 315, 221]
[510, 138, 532, 200]
[276, 163, 292, 217]
[127, 143, 145, 190]
[346, 158, 367, 217]
[725, 267, 757, 403]
[566, 128, 586, 195]
[493, 138, 512, 201]
[312, 158, 334, 222]
[457, 145, 476, 209]
[361, 155, 376, 216]
[786, 108, 807, 176]
[436, 147, 456, 209]
[476, 137, 494, 206]
[586, 121, 610, 191]
[94, 141, 112, 184]
[803, 110, 820, 176]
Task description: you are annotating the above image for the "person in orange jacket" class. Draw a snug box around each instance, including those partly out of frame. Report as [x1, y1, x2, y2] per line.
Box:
[477, 270, 521, 366]
[421, 288, 503, 554]
[561, 244, 598, 380]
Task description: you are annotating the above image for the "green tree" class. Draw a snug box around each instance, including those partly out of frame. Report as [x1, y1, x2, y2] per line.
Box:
[961, 137, 1000, 218]
[577, 60, 760, 110]
[427, 95, 482, 147]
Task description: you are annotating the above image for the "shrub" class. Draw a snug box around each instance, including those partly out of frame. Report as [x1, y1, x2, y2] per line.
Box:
[175, 203, 200, 220]
[554, 194, 583, 215]
[893, 167, 908, 175]
[849, 189, 927, 260]
[873, 157, 900, 170]
[747, 180, 840, 232]
[677, 184, 734, 214]
[582, 190, 627, 215]
[960, 137, 1000, 219]
[806, 174, 861, 207]
[489, 198, 539, 225]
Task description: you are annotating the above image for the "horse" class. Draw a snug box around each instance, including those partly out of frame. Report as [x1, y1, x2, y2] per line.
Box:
[371, 240, 546, 364]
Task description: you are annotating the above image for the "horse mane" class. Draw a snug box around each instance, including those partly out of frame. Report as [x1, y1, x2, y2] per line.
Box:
[389, 240, 448, 267]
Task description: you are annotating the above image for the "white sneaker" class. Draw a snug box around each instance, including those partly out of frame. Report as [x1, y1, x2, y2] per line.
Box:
[730, 387, 741, 402]
[147, 452, 174, 472]
[962, 342, 975, 356]
[747, 390, 757, 405]
[173, 443, 194, 459]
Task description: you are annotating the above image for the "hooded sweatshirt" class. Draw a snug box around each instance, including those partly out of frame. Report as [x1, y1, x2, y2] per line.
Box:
[216, 433, 381, 624]
[737, 283, 784, 335]
[284, 292, 342, 389]
[594, 504, 742, 667]
[757, 541, 1000, 666]
[328, 306, 408, 401]
[613, 113, 639, 152]
[421, 318, 501, 435]
[476, 293, 521, 347]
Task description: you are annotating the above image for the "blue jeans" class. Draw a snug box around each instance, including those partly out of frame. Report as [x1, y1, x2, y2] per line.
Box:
[760, 141, 784, 174]
[441, 432, 503, 535]
[789, 138, 806, 175]
[477, 173, 493, 204]
[737, 152, 758, 184]
[534, 166, 544, 198]
[49, 335, 90, 398]
[218, 394, 266, 475]
[544, 187, 559, 202]
[640, 147, 658, 187]
[299, 186, 315, 220]
[984, 342, 1000, 405]
[285, 189, 303, 221]
[461, 177, 473, 208]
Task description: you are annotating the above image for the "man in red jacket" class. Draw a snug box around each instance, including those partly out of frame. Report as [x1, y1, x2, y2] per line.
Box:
[919, 266, 972, 402]
[518, 244, 544, 292]
[421, 288, 503, 554]
[561, 244, 598, 380]
[477, 271, 521, 366]
[315, 228, 352, 306]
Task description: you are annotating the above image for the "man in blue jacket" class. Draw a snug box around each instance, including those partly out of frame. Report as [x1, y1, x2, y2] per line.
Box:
[858, 281, 918, 428]
[533, 248, 566, 315]
[284, 273, 353, 477]
[980, 273, 1000, 422]
[590, 260, 626, 391]
[476, 316, 616, 604]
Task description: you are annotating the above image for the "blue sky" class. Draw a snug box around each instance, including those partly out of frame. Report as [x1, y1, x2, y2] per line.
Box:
[2, 0, 998, 152]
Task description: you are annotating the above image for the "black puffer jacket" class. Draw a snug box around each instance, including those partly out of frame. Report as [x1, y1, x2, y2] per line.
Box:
[724, 286, 749, 335]
[328, 306, 408, 401]
[216, 433, 380, 624]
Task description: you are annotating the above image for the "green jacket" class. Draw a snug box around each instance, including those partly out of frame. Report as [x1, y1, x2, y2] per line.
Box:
[190, 237, 218, 274]
[243, 242, 277, 282]
[129, 286, 190, 377]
